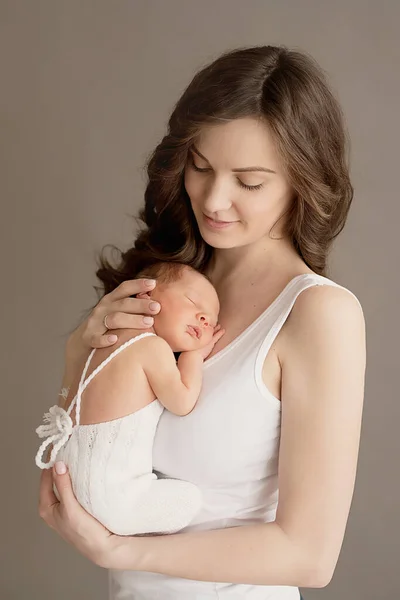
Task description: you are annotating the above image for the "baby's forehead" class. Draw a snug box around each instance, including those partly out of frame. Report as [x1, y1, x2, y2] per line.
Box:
[182, 272, 214, 293]
[179, 271, 219, 307]
[179, 268, 205, 285]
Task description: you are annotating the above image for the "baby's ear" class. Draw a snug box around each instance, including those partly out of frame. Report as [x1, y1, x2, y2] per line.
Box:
[136, 291, 152, 300]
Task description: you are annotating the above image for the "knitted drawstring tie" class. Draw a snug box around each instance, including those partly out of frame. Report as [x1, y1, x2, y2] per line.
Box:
[34, 344, 97, 470]
[35, 405, 74, 469]
[34, 332, 156, 469]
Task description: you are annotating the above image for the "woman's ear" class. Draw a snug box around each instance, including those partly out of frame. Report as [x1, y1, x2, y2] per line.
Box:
[136, 291, 152, 300]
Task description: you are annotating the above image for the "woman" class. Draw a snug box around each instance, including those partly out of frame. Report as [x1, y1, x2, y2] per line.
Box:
[39, 45, 366, 599]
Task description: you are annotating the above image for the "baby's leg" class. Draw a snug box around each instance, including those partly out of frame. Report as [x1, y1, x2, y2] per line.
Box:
[53, 417, 202, 537]
[53, 475, 201, 536]
[93, 475, 202, 536]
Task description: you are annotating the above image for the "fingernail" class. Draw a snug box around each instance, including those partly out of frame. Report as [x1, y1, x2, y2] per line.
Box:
[108, 335, 118, 343]
[144, 279, 156, 287]
[149, 302, 160, 312]
[55, 461, 67, 475]
[143, 316, 154, 325]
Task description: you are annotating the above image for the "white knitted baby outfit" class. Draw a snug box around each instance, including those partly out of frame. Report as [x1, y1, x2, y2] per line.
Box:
[35, 332, 202, 536]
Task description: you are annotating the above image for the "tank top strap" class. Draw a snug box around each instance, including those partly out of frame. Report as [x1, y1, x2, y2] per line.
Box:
[68, 331, 156, 426]
[254, 273, 362, 390]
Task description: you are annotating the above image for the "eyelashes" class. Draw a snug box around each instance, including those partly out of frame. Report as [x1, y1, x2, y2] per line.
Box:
[189, 158, 264, 192]
[240, 181, 264, 192]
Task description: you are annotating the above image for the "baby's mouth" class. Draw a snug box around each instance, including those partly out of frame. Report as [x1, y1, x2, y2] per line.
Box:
[187, 325, 202, 339]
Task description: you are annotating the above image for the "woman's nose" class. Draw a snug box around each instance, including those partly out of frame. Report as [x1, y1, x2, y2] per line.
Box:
[202, 179, 232, 213]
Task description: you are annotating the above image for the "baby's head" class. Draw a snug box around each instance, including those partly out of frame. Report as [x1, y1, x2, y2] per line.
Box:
[136, 262, 219, 352]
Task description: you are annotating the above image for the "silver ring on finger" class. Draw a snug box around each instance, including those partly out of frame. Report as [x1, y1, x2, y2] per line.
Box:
[103, 314, 110, 330]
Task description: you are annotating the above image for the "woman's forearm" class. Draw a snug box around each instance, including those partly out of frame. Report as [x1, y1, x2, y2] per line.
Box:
[110, 522, 326, 589]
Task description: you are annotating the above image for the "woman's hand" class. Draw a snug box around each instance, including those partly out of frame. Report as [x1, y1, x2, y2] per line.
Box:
[67, 278, 161, 358]
[38, 462, 118, 568]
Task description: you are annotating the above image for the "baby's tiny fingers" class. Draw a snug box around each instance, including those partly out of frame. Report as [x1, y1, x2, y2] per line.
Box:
[214, 328, 225, 342]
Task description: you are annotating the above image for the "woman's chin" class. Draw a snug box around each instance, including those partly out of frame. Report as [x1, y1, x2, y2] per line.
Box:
[198, 226, 239, 249]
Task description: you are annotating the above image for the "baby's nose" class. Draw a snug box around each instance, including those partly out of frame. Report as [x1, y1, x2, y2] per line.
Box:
[198, 314, 210, 328]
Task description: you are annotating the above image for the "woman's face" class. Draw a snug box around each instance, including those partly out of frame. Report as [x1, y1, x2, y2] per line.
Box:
[184, 117, 294, 250]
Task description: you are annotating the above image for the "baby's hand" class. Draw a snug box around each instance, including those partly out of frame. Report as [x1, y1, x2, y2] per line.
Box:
[198, 325, 225, 360]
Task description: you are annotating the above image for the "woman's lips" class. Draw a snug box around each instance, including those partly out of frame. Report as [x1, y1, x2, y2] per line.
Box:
[203, 214, 237, 230]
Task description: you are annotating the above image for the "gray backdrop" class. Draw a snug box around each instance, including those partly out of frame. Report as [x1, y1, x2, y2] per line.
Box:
[2, 1, 399, 599]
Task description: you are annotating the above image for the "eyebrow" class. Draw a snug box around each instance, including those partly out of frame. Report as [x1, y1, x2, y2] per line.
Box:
[191, 145, 276, 174]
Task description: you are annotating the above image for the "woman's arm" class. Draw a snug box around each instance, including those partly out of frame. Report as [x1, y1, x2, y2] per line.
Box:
[112, 520, 321, 588]
[106, 285, 366, 589]
[40, 281, 365, 588]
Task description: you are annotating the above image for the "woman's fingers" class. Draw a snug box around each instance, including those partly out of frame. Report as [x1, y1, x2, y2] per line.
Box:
[88, 314, 156, 349]
[107, 278, 156, 302]
[52, 463, 78, 515]
[84, 293, 161, 349]
[101, 310, 156, 331]
[68, 280, 160, 353]
[38, 468, 58, 528]
[114, 296, 161, 318]
[135, 292, 152, 301]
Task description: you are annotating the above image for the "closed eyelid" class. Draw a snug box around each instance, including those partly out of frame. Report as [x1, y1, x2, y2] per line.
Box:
[189, 154, 265, 191]
[185, 291, 217, 322]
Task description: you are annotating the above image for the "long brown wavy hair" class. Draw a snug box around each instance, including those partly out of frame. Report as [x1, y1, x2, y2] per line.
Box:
[94, 44, 353, 301]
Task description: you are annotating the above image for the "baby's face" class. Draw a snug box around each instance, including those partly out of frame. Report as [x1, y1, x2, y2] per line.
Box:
[151, 268, 220, 352]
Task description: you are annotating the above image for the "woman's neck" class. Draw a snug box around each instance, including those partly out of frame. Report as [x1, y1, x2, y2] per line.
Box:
[207, 236, 302, 291]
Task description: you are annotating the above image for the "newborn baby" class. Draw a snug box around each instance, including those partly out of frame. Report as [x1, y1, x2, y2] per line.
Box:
[35, 262, 221, 536]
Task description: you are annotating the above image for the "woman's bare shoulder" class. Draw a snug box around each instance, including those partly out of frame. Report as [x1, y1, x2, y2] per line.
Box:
[293, 282, 363, 320]
[278, 283, 365, 361]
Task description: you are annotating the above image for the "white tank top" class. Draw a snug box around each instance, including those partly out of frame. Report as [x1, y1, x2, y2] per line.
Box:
[109, 273, 361, 599]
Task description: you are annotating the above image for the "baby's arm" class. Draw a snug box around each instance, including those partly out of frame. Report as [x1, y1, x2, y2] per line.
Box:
[142, 336, 204, 416]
